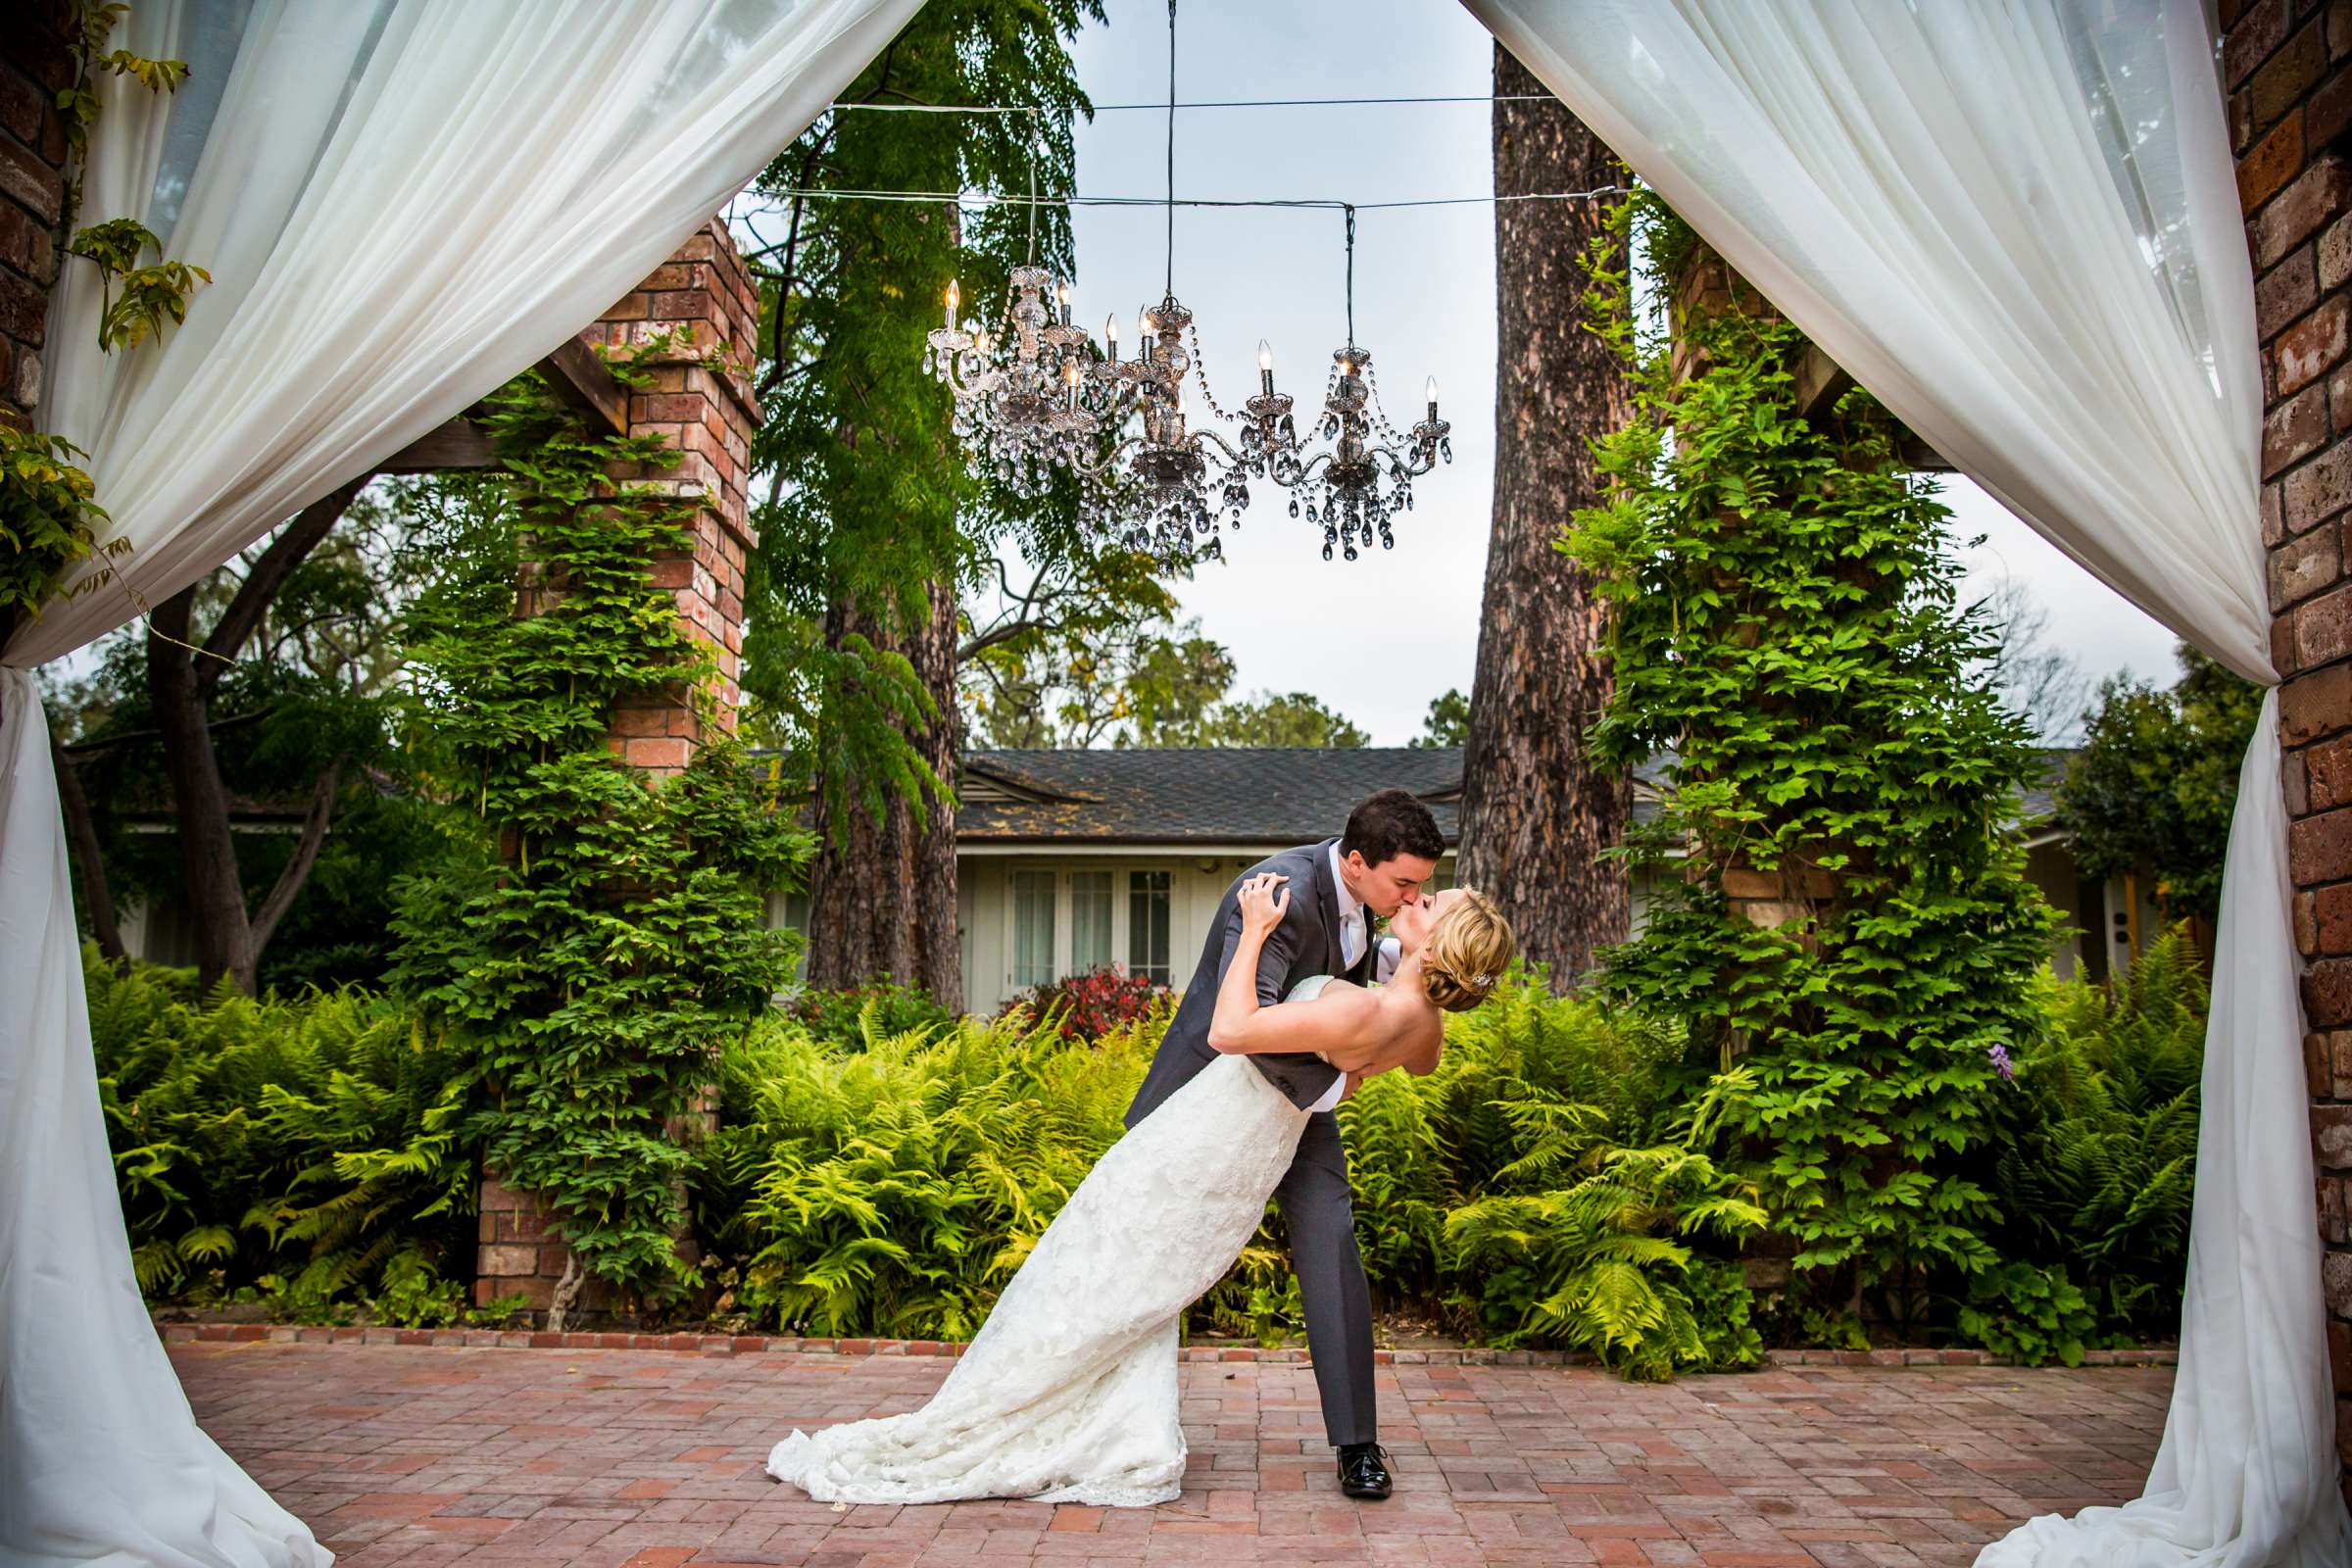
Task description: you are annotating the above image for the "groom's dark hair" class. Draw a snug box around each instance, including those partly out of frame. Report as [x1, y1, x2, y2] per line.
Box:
[1341, 789, 1445, 866]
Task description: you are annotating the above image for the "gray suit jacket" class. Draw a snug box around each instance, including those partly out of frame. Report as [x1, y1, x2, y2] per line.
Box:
[1124, 838, 1375, 1126]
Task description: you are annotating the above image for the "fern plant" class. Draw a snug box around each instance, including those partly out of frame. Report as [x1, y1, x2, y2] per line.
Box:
[1977, 928, 2205, 1343]
[86, 949, 473, 1311]
[698, 1007, 1156, 1339]
[1440, 1070, 1767, 1379]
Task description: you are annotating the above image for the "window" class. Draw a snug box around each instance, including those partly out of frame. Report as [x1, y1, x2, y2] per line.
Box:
[1011, 870, 1055, 988]
[1070, 871, 1113, 973]
[1129, 869, 1172, 984]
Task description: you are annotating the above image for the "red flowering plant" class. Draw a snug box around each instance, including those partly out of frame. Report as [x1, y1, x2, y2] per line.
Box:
[996, 966, 1169, 1043]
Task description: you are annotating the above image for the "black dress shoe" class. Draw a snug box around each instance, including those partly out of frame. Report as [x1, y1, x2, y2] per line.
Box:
[1338, 1442, 1393, 1499]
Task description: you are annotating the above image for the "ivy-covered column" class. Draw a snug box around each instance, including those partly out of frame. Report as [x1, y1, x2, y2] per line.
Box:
[470, 219, 771, 1321]
[1576, 212, 2056, 1342]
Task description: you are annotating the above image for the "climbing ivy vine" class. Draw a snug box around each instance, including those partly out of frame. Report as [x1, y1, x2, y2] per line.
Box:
[1567, 197, 2057, 1334]
[391, 335, 809, 1307]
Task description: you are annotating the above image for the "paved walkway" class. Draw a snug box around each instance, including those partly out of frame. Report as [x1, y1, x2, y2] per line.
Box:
[177, 1342, 2168, 1567]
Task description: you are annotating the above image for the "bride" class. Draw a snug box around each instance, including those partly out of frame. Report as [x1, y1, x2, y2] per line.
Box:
[765, 872, 1517, 1507]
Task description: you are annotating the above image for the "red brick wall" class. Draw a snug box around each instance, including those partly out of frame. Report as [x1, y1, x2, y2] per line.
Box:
[0, 3, 73, 423]
[2228, 0, 2352, 1494]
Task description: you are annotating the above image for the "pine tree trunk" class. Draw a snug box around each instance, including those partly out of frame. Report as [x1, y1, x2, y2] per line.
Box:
[908, 577, 964, 1010]
[803, 580, 962, 1008]
[1456, 46, 1634, 991]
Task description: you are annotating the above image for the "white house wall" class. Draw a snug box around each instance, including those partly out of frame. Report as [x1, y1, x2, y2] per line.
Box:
[773, 845, 2108, 1015]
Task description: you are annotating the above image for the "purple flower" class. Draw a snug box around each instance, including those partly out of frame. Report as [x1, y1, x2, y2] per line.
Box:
[1987, 1043, 2016, 1083]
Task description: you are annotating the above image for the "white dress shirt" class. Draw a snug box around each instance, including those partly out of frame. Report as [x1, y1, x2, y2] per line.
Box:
[1303, 847, 1399, 1114]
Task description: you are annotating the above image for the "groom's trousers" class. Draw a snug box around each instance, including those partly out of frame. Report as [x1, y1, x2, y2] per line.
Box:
[1277, 1109, 1378, 1448]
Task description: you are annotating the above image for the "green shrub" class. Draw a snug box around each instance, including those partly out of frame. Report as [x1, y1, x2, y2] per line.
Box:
[698, 1006, 1156, 1339]
[699, 968, 1759, 1377]
[1957, 1261, 2097, 1367]
[86, 948, 475, 1317]
[1978, 928, 2204, 1344]
[785, 980, 961, 1047]
[1341, 976, 1764, 1378]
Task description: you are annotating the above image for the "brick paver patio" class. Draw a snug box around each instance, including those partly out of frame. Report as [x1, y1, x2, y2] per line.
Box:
[176, 1342, 2169, 1567]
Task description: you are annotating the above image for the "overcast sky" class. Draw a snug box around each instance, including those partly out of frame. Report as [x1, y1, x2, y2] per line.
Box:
[1058, 0, 2182, 745]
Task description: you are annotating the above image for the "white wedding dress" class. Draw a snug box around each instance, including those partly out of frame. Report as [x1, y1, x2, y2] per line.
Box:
[764, 975, 1331, 1506]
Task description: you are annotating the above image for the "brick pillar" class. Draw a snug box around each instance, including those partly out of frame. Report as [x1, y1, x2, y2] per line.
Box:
[599, 217, 763, 772]
[0, 4, 72, 424]
[2227, 0, 2352, 1496]
[471, 219, 762, 1320]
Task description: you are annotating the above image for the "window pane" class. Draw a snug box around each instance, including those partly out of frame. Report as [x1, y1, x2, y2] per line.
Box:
[1012, 871, 1055, 988]
[1128, 869, 1171, 985]
[1071, 871, 1112, 973]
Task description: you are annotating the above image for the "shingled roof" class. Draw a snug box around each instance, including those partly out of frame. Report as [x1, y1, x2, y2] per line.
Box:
[955, 745, 2076, 848]
[956, 748, 1471, 847]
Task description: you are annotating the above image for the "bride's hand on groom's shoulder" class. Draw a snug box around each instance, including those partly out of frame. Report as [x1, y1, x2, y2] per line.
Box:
[1237, 872, 1290, 936]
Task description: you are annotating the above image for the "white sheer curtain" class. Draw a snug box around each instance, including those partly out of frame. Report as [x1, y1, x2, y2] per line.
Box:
[0, 2, 918, 1563]
[1461, 2, 2351, 1564]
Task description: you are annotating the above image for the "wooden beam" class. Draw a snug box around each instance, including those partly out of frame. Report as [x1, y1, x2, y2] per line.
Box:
[537, 333, 627, 437]
[1791, 340, 1954, 472]
[377, 416, 495, 473]
[374, 335, 626, 475]
[1791, 342, 1851, 423]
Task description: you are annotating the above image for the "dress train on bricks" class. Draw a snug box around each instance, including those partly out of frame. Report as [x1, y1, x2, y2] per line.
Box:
[764, 980, 1328, 1506]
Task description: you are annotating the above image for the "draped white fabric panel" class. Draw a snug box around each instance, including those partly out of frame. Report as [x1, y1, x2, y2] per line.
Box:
[10, 0, 919, 667]
[1462, 2, 2351, 1563]
[0, 2, 917, 1562]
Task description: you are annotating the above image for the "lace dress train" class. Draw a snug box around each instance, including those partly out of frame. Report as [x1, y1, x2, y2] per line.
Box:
[765, 1045, 1314, 1506]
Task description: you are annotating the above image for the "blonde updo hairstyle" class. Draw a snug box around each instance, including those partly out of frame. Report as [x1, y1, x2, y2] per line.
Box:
[1419, 889, 1516, 1012]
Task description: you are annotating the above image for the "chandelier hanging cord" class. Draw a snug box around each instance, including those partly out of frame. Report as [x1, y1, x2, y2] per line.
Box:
[1165, 0, 1178, 299]
[1343, 203, 1356, 348]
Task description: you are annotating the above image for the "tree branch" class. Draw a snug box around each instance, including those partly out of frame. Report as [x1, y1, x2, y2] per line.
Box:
[956, 560, 1078, 663]
[758, 130, 834, 399]
[197, 475, 370, 700]
[63, 704, 273, 756]
[249, 754, 345, 957]
[50, 735, 127, 967]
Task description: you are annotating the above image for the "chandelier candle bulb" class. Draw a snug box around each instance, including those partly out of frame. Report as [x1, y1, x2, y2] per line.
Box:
[1426, 376, 1439, 419]
[945, 280, 958, 329]
[1056, 278, 1072, 325]
[1258, 339, 1275, 395]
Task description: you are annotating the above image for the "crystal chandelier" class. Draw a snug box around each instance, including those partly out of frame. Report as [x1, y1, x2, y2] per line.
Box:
[924, 264, 1095, 497]
[916, 0, 1459, 564]
[1234, 209, 1452, 561]
[1067, 293, 1252, 561]
[1295, 347, 1450, 561]
[1054, 0, 1257, 563]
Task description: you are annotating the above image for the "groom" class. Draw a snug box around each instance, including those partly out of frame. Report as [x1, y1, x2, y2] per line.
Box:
[1125, 788, 1446, 1500]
